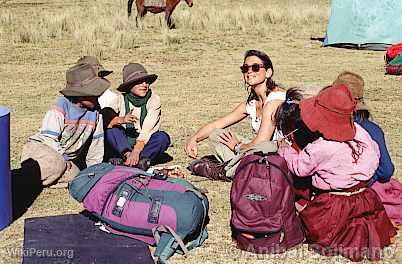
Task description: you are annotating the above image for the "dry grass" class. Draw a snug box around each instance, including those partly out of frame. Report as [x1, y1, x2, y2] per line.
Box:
[0, 0, 401, 263]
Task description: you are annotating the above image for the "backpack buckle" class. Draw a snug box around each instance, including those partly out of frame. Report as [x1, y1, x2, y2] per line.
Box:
[257, 157, 269, 165]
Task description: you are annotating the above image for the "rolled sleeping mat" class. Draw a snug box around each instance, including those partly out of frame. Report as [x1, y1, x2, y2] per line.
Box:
[0, 106, 11, 230]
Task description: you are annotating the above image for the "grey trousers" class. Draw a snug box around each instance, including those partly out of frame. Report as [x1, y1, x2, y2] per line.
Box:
[208, 128, 278, 178]
[21, 141, 80, 188]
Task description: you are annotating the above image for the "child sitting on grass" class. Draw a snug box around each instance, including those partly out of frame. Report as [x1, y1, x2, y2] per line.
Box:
[102, 63, 171, 170]
[20, 63, 110, 188]
[275, 85, 396, 262]
[333, 71, 402, 227]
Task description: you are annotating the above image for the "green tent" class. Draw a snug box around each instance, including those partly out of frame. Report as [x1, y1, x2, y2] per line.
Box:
[324, 0, 402, 50]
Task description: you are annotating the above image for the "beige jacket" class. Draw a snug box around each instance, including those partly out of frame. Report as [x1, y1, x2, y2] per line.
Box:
[106, 92, 161, 145]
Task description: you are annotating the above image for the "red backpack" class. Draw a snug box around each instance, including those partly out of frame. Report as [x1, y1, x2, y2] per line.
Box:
[385, 43, 402, 63]
[230, 153, 305, 254]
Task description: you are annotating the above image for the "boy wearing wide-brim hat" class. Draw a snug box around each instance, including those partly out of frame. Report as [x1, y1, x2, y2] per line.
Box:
[75, 55, 118, 109]
[102, 63, 171, 169]
[20, 64, 110, 188]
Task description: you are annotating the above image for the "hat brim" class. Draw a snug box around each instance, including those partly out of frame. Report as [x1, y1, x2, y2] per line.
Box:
[300, 97, 356, 142]
[60, 78, 111, 97]
[300, 84, 322, 98]
[356, 100, 370, 111]
[117, 73, 158, 93]
[98, 70, 113, 78]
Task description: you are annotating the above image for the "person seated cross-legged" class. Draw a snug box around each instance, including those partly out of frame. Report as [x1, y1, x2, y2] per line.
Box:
[102, 63, 171, 171]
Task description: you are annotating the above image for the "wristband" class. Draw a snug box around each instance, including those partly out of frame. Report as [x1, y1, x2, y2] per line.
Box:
[233, 142, 242, 154]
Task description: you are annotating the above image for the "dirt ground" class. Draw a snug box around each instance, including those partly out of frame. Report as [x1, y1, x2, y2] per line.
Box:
[0, 0, 401, 263]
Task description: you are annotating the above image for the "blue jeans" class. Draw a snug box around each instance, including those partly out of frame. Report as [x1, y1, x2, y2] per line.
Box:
[105, 127, 171, 162]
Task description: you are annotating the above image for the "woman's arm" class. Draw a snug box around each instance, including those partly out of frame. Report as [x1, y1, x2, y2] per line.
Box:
[238, 99, 283, 150]
[184, 102, 248, 158]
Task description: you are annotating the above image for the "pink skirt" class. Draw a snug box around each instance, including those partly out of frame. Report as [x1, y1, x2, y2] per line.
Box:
[371, 178, 402, 226]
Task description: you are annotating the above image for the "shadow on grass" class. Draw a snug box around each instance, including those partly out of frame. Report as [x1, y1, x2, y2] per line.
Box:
[10, 153, 172, 222]
[151, 152, 173, 166]
[12, 159, 43, 222]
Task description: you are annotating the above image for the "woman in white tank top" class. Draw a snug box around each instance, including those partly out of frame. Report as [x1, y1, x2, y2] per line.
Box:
[185, 50, 286, 180]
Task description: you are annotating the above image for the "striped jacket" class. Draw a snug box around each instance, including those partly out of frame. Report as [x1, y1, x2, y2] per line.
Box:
[29, 97, 104, 166]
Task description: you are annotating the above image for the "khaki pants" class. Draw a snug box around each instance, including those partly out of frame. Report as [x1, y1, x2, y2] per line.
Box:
[20, 141, 80, 188]
[208, 128, 277, 178]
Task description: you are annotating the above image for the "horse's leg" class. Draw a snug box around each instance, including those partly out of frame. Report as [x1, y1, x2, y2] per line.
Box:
[165, 4, 178, 29]
[128, 0, 135, 17]
[136, 9, 147, 29]
[165, 0, 180, 29]
[165, 11, 174, 29]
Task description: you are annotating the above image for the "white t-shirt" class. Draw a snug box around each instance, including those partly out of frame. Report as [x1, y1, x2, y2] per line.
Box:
[245, 91, 286, 137]
[98, 89, 118, 109]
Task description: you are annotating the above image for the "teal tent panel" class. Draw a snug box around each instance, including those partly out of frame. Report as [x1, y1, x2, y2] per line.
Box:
[324, 0, 402, 47]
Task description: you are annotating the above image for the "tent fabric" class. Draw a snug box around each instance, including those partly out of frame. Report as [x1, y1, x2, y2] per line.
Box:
[324, 0, 402, 50]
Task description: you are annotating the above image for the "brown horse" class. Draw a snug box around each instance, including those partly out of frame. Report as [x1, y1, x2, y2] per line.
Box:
[128, 0, 193, 29]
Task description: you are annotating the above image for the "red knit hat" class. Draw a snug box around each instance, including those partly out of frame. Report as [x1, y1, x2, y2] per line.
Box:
[299, 84, 357, 141]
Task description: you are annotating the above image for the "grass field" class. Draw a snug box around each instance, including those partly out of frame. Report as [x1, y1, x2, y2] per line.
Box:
[0, 0, 401, 263]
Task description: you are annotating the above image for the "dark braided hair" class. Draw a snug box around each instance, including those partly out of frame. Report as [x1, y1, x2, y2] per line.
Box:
[275, 88, 322, 150]
[276, 88, 366, 161]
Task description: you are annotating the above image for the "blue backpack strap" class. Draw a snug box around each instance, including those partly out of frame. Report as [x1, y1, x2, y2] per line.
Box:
[152, 225, 189, 263]
[183, 194, 209, 251]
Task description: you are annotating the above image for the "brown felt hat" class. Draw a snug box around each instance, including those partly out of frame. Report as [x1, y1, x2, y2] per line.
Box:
[117, 63, 158, 93]
[60, 64, 111, 97]
[76, 56, 113, 77]
[333, 71, 369, 111]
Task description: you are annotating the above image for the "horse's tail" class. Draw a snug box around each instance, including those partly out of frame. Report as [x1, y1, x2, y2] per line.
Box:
[128, 0, 135, 17]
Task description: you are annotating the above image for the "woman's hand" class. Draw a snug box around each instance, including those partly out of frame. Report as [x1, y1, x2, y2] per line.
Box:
[65, 161, 73, 171]
[122, 114, 138, 124]
[185, 138, 198, 158]
[124, 149, 141, 167]
[218, 131, 241, 152]
[276, 137, 288, 148]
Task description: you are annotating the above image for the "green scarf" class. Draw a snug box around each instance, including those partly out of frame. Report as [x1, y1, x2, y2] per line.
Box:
[124, 89, 152, 147]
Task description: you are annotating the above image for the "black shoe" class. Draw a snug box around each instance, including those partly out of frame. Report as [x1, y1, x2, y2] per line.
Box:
[108, 158, 124, 166]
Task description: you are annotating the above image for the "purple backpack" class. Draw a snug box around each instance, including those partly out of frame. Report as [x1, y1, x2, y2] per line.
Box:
[230, 153, 305, 253]
[69, 163, 209, 263]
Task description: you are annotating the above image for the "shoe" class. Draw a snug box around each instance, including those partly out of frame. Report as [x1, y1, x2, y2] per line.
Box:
[108, 157, 151, 171]
[136, 158, 151, 171]
[188, 156, 230, 182]
[108, 158, 124, 166]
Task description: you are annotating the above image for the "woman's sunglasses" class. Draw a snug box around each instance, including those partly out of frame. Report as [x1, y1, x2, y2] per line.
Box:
[240, 63, 265, 73]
